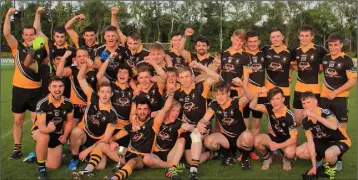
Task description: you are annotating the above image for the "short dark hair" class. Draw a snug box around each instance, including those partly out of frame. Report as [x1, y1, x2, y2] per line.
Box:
[177, 66, 193, 76]
[267, 87, 284, 101]
[23, 26, 36, 34]
[136, 96, 151, 108]
[300, 91, 317, 101]
[195, 36, 210, 46]
[213, 81, 230, 92]
[54, 26, 66, 34]
[327, 33, 343, 44]
[246, 31, 260, 40]
[137, 64, 153, 76]
[165, 67, 178, 75]
[49, 76, 64, 86]
[269, 27, 283, 35]
[171, 32, 182, 39]
[104, 25, 117, 33]
[76, 47, 89, 54]
[99, 81, 112, 91]
[128, 30, 141, 41]
[298, 24, 314, 36]
[117, 63, 133, 80]
[53, 48, 67, 58]
[83, 26, 97, 34]
[150, 43, 164, 51]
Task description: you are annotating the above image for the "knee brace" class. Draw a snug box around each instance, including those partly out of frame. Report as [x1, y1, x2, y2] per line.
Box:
[190, 128, 203, 143]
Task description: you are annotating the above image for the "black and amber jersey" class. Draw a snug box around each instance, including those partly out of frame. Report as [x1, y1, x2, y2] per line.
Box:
[78, 89, 118, 139]
[321, 52, 357, 98]
[132, 83, 164, 112]
[208, 97, 246, 138]
[154, 120, 183, 152]
[244, 48, 266, 96]
[165, 49, 187, 70]
[69, 66, 98, 105]
[111, 82, 133, 124]
[220, 48, 251, 86]
[94, 44, 128, 81]
[262, 45, 292, 96]
[73, 36, 101, 60]
[35, 95, 73, 134]
[11, 42, 42, 89]
[291, 44, 327, 93]
[125, 116, 161, 154]
[123, 46, 149, 70]
[190, 53, 214, 77]
[38, 64, 71, 98]
[174, 81, 210, 125]
[48, 41, 75, 67]
[302, 107, 351, 146]
[265, 104, 297, 140]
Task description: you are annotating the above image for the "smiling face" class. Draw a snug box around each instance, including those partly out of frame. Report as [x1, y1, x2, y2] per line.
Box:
[195, 41, 209, 55]
[104, 30, 118, 48]
[75, 49, 89, 68]
[83, 31, 96, 45]
[49, 80, 64, 100]
[171, 35, 182, 50]
[328, 40, 343, 57]
[231, 35, 245, 50]
[178, 71, 193, 89]
[246, 36, 261, 51]
[22, 28, 36, 45]
[136, 104, 150, 122]
[298, 31, 314, 47]
[98, 86, 112, 104]
[117, 68, 130, 84]
[270, 31, 284, 47]
[54, 32, 66, 46]
[269, 93, 285, 111]
[127, 36, 141, 53]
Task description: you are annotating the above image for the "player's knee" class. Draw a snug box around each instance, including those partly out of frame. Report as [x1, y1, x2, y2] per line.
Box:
[254, 136, 263, 148]
[70, 127, 83, 140]
[203, 136, 214, 148]
[241, 131, 254, 146]
[190, 130, 202, 143]
[295, 147, 304, 158]
[37, 133, 50, 143]
[94, 141, 107, 151]
[325, 150, 337, 161]
[142, 155, 154, 166]
[284, 148, 296, 160]
[95, 163, 106, 170]
[14, 118, 24, 127]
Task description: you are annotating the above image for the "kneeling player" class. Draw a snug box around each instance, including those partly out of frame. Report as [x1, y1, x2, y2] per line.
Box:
[198, 81, 254, 170]
[296, 92, 351, 179]
[250, 87, 298, 171]
[32, 76, 74, 180]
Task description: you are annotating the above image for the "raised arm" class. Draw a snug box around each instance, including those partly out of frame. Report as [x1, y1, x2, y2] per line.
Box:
[77, 62, 91, 94]
[249, 88, 267, 113]
[96, 51, 117, 83]
[65, 14, 86, 48]
[56, 50, 73, 77]
[178, 28, 194, 62]
[189, 61, 220, 87]
[303, 109, 338, 130]
[33, 7, 46, 37]
[111, 7, 127, 45]
[3, 8, 18, 49]
[154, 92, 174, 125]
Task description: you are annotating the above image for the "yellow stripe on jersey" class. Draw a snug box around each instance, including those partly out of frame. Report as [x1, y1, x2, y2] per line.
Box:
[295, 81, 320, 94]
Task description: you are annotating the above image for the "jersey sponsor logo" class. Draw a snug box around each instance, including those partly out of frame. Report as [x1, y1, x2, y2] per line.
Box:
[325, 68, 339, 78]
[223, 63, 235, 72]
[132, 132, 144, 142]
[298, 61, 311, 71]
[183, 102, 196, 111]
[88, 111, 106, 126]
[222, 117, 235, 126]
[174, 63, 184, 70]
[251, 63, 262, 72]
[268, 62, 283, 71]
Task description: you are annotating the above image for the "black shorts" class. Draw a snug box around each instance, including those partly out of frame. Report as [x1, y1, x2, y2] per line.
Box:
[31, 126, 63, 148]
[320, 97, 348, 123]
[113, 129, 130, 147]
[243, 97, 265, 119]
[11, 86, 41, 113]
[293, 92, 320, 109]
[125, 151, 142, 162]
[82, 133, 99, 149]
[313, 139, 349, 160]
[223, 134, 238, 149]
[154, 151, 169, 161]
[268, 133, 288, 144]
[73, 104, 87, 119]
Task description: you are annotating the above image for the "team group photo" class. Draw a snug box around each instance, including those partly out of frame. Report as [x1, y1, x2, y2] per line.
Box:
[0, 0, 357, 180]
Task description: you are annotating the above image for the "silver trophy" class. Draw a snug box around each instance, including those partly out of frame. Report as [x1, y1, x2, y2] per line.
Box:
[112, 146, 127, 172]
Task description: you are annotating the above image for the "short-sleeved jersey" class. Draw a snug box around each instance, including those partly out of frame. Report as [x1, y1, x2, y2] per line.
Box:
[154, 120, 183, 152]
[291, 44, 327, 93]
[302, 107, 351, 146]
[165, 49, 187, 70]
[321, 53, 357, 97]
[69, 66, 98, 105]
[221, 49, 251, 86]
[174, 81, 210, 125]
[35, 95, 73, 134]
[123, 46, 149, 71]
[262, 45, 292, 95]
[132, 83, 163, 112]
[208, 97, 246, 138]
[110, 82, 133, 122]
[244, 48, 265, 96]
[72, 36, 101, 60]
[125, 116, 161, 154]
[94, 44, 128, 81]
[11, 42, 42, 89]
[265, 104, 297, 140]
[78, 89, 118, 139]
[190, 53, 214, 77]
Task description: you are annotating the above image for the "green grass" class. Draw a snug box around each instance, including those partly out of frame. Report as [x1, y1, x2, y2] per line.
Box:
[1, 67, 356, 180]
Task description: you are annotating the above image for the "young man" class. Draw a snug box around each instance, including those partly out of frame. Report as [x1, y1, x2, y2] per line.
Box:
[56, 48, 98, 122]
[221, 29, 252, 97]
[290, 25, 327, 124]
[250, 87, 297, 171]
[198, 80, 254, 170]
[296, 91, 351, 179]
[32, 76, 74, 180]
[4, 7, 42, 159]
[178, 28, 215, 77]
[262, 27, 292, 107]
[166, 33, 188, 70]
[68, 62, 118, 171]
[141, 43, 173, 76]
[65, 13, 101, 58]
[174, 61, 221, 180]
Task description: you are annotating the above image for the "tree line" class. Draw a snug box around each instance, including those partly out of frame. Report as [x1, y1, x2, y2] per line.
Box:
[0, 0, 357, 54]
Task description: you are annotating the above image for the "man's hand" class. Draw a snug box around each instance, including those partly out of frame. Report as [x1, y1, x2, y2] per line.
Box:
[232, 77, 243, 87]
[110, 142, 119, 151]
[327, 91, 337, 100]
[7, 8, 16, 16]
[111, 7, 119, 15]
[58, 135, 68, 144]
[36, 7, 45, 14]
[76, 13, 86, 20]
[64, 50, 72, 58]
[47, 122, 56, 133]
[303, 108, 317, 120]
[307, 166, 317, 175]
[109, 52, 118, 60]
[197, 121, 208, 134]
[269, 142, 281, 151]
[189, 61, 201, 69]
[79, 149, 90, 161]
[181, 123, 195, 132]
[184, 28, 194, 36]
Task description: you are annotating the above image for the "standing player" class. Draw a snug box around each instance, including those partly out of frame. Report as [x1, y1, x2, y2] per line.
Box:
[320, 33, 356, 171]
[68, 63, 118, 171]
[198, 81, 254, 169]
[262, 27, 292, 107]
[32, 76, 74, 180]
[221, 29, 252, 97]
[65, 13, 101, 58]
[290, 25, 327, 124]
[4, 7, 42, 159]
[178, 28, 214, 77]
[166, 33, 188, 70]
[250, 87, 297, 171]
[296, 92, 351, 179]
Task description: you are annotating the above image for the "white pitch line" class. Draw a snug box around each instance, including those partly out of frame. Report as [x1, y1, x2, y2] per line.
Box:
[1, 119, 32, 140]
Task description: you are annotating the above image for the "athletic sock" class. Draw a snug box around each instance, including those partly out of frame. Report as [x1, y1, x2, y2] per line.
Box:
[114, 164, 133, 180]
[218, 146, 231, 157]
[85, 149, 103, 172]
[241, 146, 253, 161]
[72, 154, 79, 161]
[37, 160, 46, 172]
[14, 144, 21, 152]
[190, 159, 199, 173]
[262, 151, 272, 160]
